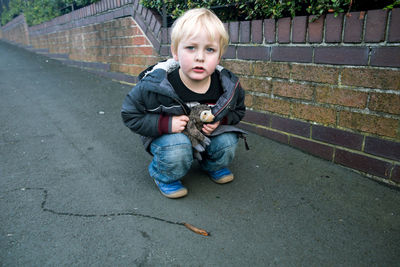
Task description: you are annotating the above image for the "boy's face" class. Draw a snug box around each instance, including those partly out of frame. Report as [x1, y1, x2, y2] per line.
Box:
[172, 30, 221, 87]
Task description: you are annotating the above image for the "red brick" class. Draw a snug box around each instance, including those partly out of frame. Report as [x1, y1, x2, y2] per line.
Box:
[335, 149, 392, 178]
[365, 9, 388, 42]
[132, 26, 144, 36]
[124, 46, 156, 56]
[240, 77, 272, 94]
[292, 103, 336, 125]
[252, 61, 291, 79]
[127, 65, 146, 75]
[388, 8, 400, 42]
[159, 45, 170, 57]
[242, 110, 271, 127]
[312, 125, 363, 150]
[365, 136, 400, 161]
[339, 111, 398, 138]
[222, 46, 235, 59]
[271, 116, 310, 137]
[291, 64, 339, 84]
[239, 123, 289, 144]
[131, 36, 150, 45]
[244, 93, 254, 108]
[145, 56, 160, 66]
[308, 15, 324, 43]
[290, 137, 334, 161]
[273, 81, 314, 100]
[221, 60, 252, 76]
[344, 11, 364, 43]
[161, 28, 168, 43]
[110, 63, 124, 72]
[370, 47, 400, 68]
[292, 16, 307, 43]
[341, 67, 400, 91]
[278, 17, 291, 43]
[251, 20, 263, 43]
[271, 46, 312, 63]
[369, 93, 400, 115]
[130, 56, 148, 65]
[258, 97, 291, 116]
[264, 19, 276, 43]
[315, 86, 367, 108]
[229, 22, 239, 43]
[326, 13, 344, 43]
[240, 21, 251, 43]
[237, 46, 270, 60]
[314, 47, 368, 65]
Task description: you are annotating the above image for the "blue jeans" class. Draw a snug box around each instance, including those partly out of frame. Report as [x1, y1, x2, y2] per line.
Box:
[149, 133, 238, 183]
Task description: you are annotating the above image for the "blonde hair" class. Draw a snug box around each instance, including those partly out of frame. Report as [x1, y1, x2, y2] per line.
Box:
[171, 8, 229, 58]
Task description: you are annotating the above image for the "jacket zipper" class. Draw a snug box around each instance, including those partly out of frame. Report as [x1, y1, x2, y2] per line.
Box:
[214, 80, 239, 117]
[173, 97, 189, 115]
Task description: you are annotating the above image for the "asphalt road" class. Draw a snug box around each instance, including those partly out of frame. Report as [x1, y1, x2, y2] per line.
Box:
[1, 40, 399, 266]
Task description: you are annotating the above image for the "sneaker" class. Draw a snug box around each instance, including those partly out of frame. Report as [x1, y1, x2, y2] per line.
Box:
[208, 168, 234, 184]
[154, 179, 188, 198]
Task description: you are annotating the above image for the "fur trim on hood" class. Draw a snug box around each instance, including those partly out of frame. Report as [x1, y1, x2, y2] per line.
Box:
[142, 58, 225, 79]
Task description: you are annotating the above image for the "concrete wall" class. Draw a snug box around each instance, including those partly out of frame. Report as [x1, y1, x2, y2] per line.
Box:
[1, 0, 399, 186]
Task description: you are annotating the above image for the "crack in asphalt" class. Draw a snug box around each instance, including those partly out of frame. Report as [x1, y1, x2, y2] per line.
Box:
[4, 187, 211, 236]
[4, 187, 185, 226]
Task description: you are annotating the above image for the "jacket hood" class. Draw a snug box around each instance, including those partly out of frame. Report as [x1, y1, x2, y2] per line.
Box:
[138, 58, 226, 81]
[139, 58, 179, 80]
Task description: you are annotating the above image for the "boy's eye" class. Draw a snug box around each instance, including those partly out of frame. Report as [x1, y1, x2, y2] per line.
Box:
[186, 46, 195, 50]
[206, 48, 215, 52]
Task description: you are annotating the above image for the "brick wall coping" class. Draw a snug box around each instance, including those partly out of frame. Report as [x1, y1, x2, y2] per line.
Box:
[2, 14, 26, 31]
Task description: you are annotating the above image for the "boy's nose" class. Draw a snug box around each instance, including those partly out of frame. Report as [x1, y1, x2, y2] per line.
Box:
[195, 51, 205, 61]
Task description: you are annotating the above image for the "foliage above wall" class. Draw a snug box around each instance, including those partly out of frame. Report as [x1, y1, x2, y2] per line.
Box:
[141, 0, 400, 23]
[1, 0, 399, 26]
[1, 0, 100, 26]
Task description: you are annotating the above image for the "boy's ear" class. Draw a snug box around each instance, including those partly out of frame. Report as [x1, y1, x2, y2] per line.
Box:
[171, 45, 178, 61]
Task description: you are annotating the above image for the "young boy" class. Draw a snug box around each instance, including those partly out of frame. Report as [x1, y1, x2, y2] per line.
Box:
[121, 8, 246, 198]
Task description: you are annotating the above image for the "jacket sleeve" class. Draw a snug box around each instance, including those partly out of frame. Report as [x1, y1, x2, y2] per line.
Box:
[121, 84, 163, 137]
[223, 82, 246, 125]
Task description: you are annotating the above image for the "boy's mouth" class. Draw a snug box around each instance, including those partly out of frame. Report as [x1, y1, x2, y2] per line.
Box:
[193, 67, 205, 73]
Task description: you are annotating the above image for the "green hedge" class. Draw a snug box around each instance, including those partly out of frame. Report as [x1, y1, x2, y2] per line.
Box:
[1, 0, 100, 26]
[141, 0, 400, 23]
[1, 0, 399, 27]
[141, 0, 347, 21]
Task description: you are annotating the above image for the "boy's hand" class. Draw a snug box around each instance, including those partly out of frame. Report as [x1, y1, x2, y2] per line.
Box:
[202, 121, 220, 136]
[171, 115, 189, 133]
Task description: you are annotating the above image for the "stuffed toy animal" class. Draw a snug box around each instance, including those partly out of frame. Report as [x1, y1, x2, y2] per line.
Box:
[183, 104, 215, 160]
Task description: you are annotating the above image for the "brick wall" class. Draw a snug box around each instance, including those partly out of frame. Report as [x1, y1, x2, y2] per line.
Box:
[1, 1, 399, 186]
[28, 0, 160, 83]
[1, 14, 30, 46]
[29, 16, 159, 82]
[213, 9, 400, 186]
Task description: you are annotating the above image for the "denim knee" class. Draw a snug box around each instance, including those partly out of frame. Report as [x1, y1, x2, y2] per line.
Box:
[201, 133, 238, 172]
[149, 134, 193, 183]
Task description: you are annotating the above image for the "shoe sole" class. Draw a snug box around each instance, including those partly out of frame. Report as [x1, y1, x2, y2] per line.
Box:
[210, 173, 234, 184]
[160, 188, 188, 198]
[154, 180, 188, 199]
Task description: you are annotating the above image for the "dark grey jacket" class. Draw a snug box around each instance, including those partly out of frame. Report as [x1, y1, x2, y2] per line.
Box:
[121, 59, 247, 153]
